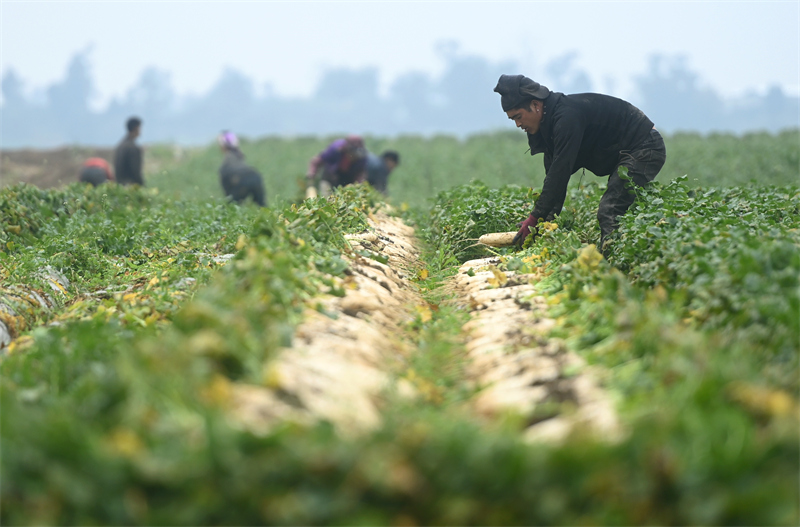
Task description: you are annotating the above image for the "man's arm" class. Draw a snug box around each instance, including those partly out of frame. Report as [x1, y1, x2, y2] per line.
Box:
[306, 154, 323, 183]
[531, 118, 583, 219]
[131, 146, 144, 185]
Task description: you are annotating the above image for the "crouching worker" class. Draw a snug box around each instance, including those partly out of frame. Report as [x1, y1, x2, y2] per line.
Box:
[493, 74, 666, 252]
[306, 135, 368, 197]
[218, 131, 266, 207]
[366, 150, 400, 196]
[79, 157, 114, 186]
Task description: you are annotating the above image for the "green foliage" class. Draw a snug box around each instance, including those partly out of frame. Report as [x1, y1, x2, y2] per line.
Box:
[664, 130, 800, 186]
[2, 133, 799, 525]
[421, 175, 799, 524]
[0, 182, 257, 338]
[426, 180, 536, 261]
[606, 176, 800, 353]
[142, 129, 800, 212]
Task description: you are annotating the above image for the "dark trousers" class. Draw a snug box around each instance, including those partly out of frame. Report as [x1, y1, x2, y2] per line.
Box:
[598, 128, 666, 249]
[223, 173, 266, 207]
[79, 167, 109, 187]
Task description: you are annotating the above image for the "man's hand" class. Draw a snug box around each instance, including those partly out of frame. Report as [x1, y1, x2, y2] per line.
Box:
[512, 214, 539, 247]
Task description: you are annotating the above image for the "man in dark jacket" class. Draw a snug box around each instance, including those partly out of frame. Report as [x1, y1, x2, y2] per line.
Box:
[366, 150, 400, 196]
[113, 117, 144, 186]
[218, 131, 266, 207]
[494, 74, 666, 251]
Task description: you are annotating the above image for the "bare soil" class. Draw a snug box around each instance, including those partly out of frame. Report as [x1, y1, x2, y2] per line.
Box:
[0, 147, 114, 189]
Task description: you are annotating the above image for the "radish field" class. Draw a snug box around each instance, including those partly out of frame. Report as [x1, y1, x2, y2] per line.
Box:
[1, 130, 798, 525]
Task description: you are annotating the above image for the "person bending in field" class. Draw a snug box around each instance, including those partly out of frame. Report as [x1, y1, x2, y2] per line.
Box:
[494, 74, 666, 252]
[306, 135, 368, 197]
[114, 116, 145, 186]
[366, 150, 400, 196]
[79, 157, 114, 187]
[218, 131, 266, 207]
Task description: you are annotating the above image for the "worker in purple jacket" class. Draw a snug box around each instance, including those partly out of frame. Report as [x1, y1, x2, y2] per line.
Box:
[306, 135, 368, 196]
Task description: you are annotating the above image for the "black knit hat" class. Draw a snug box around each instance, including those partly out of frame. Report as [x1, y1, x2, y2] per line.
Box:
[494, 74, 550, 111]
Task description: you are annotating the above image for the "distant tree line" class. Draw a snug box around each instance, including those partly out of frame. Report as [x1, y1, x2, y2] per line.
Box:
[1, 46, 798, 148]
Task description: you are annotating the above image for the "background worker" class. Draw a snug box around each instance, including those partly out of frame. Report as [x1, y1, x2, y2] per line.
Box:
[306, 135, 368, 196]
[494, 74, 666, 251]
[79, 157, 114, 186]
[218, 131, 266, 207]
[114, 116, 145, 186]
[365, 150, 400, 196]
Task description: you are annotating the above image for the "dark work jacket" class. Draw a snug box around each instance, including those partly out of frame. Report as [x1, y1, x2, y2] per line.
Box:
[366, 153, 390, 195]
[527, 92, 654, 219]
[114, 135, 144, 186]
[220, 151, 257, 186]
[219, 150, 266, 206]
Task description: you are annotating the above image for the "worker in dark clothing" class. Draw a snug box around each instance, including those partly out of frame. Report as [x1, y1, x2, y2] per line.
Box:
[366, 150, 400, 196]
[218, 131, 266, 207]
[113, 116, 144, 186]
[306, 135, 368, 197]
[494, 74, 666, 252]
[79, 157, 114, 186]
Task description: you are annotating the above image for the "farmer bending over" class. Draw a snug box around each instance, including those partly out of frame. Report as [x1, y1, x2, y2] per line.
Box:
[306, 135, 368, 197]
[494, 74, 666, 251]
[366, 150, 400, 196]
[218, 131, 266, 207]
[79, 157, 114, 187]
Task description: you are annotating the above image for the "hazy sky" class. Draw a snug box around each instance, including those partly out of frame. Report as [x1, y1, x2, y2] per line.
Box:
[1, 1, 798, 107]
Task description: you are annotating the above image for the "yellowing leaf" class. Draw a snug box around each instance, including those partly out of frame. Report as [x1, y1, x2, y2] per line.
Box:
[7, 335, 33, 354]
[419, 269, 429, 280]
[263, 363, 283, 389]
[235, 234, 248, 250]
[728, 382, 799, 419]
[107, 428, 144, 457]
[576, 244, 603, 271]
[123, 292, 138, 304]
[203, 374, 232, 405]
[487, 265, 507, 288]
[415, 305, 432, 323]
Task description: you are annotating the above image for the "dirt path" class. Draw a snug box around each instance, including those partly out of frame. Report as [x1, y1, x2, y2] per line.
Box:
[231, 214, 620, 443]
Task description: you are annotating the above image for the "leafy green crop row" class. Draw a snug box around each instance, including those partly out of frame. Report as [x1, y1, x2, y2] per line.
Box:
[420, 177, 799, 524]
[1, 183, 385, 524]
[2, 126, 798, 524]
[1, 183, 258, 343]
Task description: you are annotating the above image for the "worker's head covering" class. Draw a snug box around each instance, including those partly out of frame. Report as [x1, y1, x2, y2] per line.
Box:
[218, 130, 239, 150]
[344, 135, 367, 158]
[493, 74, 550, 111]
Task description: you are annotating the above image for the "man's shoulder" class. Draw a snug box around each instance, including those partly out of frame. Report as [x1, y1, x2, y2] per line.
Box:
[561, 92, 638, 112]
[116, 136, 139, 151]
